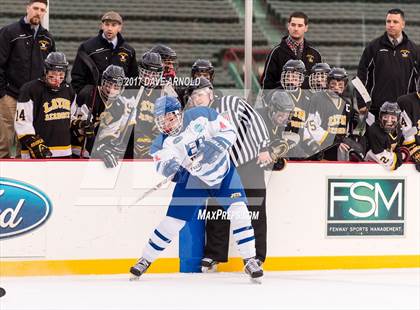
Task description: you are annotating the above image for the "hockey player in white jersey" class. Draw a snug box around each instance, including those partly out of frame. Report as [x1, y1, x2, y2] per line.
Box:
[129, 96, 263, 283]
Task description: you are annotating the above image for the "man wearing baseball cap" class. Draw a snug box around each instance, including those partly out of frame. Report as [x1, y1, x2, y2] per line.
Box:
[71, 11, 138, 94]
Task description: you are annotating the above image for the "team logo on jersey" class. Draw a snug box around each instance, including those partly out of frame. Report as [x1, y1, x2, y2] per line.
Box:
[100, 111, 114, 125]
[193, 123, 205, 134]
[139, 100, 154, 113]
[43, 98, 72, 121]
[173, 136, 183, 144]
[220, 111, 231, 123]
[119, 52, 129, 63]
[38, 40, 50, 51]
[230, 192, 242, 199]
[0, 178, 52, 239]
[327, 177, 405, 236]
[43, 98, 71, 114]
[306, 54, 315, 63]
[400, 49, 410, 58]
[136, 137, 151, 143]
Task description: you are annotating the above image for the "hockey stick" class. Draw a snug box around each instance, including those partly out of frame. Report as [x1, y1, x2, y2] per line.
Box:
[131, 174, 174, 206]
[351, 76, 371, 108]
[77, 50, 100, 158]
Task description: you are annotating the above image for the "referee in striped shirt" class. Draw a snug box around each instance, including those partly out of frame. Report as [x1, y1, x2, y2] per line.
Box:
[185, 77, 272, 270]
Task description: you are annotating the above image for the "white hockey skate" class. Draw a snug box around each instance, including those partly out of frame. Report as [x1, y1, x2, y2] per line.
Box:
[129, 258, 151, 281]
[201, 258, 218, 273]
[244, 257, 263, 284]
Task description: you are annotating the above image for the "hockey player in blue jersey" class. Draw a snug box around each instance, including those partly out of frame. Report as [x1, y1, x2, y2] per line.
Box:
[129, 96, 263, 282]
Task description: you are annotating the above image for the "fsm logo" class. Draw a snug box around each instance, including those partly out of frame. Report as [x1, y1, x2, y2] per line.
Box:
[327, 178, 405, 236]
[0, 178, 52, 239]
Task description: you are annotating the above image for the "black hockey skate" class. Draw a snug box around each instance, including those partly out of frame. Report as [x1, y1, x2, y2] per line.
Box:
[201, 258, 218, 273]
[129, 258, 151, 280]
[244, 257, 263, 284]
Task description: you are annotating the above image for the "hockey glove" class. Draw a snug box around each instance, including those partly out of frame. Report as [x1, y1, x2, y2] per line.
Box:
[198, 137, 229, 165]
[95, 142, 124, 168]
[301, 139, 321, 157]
[20, 135, 52, 159]
[273, 158, 287, 171]
[282, 131, 300, 149]
[396, 147, 410, 162]
[72, 119, 95, 137]
[409, 146, 420, 172]
[342, 136, 366, 162]
[172, 166, 189, 183]
[269, 139, 289, 161]
[162, 159, 181, 178]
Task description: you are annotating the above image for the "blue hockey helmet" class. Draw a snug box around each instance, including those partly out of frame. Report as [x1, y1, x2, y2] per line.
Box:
[154, 96, 183, 136]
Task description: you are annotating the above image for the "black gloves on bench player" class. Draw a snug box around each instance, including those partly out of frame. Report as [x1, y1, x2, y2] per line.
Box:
[267, 139, 289, 171]
[268, 131, 301, 160]
[95, 140, 125, 168]
[19, 135, 52, 159]
[409, 145, 420, 172]
[268, 139, 289, 161]
[71, 115, 95, 137]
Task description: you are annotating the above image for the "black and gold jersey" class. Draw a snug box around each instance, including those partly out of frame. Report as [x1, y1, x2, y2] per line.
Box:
[89, 94, 137, 159]
[397, 92, 420, 165]
[133, 83, 178, 158]
[398, 92, 420, 146]
[307, 90, 352, 147]
[365, 121, 404, 170]
[15, 79, 76, 158]
[284, 88, 311, 137]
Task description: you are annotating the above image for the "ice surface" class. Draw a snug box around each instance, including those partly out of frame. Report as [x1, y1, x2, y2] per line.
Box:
[1, 268, 419, 310]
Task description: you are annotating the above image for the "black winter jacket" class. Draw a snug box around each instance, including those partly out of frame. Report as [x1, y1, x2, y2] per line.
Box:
[357, 31, 420, 111]
[260, 36, 322, 90]
[0, 17, 55, 98]
[71, 31, 138, 93]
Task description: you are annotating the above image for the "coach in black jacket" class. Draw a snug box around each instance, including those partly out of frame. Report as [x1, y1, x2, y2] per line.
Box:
[71, 11, 138, 93]
[0, 0, 55, 158]
[260, 11, 321, 91]
[0, 4, 55, 99]
[357, 8, 420, 117]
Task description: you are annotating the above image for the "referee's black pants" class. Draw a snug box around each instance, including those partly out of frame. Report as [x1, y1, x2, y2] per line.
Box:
[204, 159, 267, 262]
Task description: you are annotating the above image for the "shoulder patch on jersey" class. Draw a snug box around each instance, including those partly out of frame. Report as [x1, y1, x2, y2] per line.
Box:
[306, 54, 315, 63]
[400, 49, 410, 58]
[220, 111, 232, 123]
[193, 123, 205, 134]
[230, 192, 242, 198]
[173, 136, 183, 144]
